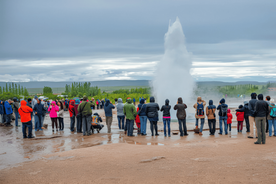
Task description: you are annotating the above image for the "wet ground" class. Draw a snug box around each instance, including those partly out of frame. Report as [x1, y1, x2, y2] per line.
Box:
[0, 108, 250, 170]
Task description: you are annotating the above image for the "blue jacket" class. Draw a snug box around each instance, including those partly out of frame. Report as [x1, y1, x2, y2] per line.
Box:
[0, 101, 4, 114]
[4, 101, 13, 115]
[138, 99, 147, 116]
[33, 103, 46, 116]
[104, 99, 115, 117]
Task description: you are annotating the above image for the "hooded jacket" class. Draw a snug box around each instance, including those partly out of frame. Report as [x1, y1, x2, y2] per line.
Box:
[78, 97, 93, 117]
[248, 93, 258, 117]
[104, 99, 115, 117]
[74, 99, 80, 117]
[193, 97, 206, 119]
[123, 98, 137, 120]
[18, 100, 33, 123]
[0, 101, 4, 114]
[174, 97, 187, 119]
[116, 98, 125, 116]
[33, 100, 46, 116]
[217, 98, 228, 117]
[48, 101, 59, 118]
[254, 94, 269, 117]
[13, 99, 20, 113]
[137, 99, 147, 116]
[160, 99, 171, 117]
[145, 97, 159, 121]
[69, 100, 75, 117]
[227, 109, 233, 124]
[206, 100, 216, 120]
[4, 101, 13, 115]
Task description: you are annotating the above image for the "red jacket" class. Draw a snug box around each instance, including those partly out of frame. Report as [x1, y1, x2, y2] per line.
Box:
[69, 100, 75, 117]
[236, 111, 244, 122]
[18, 100, 33, 123]
[135, 107, 141, 128]
[227, 109, 233, 124]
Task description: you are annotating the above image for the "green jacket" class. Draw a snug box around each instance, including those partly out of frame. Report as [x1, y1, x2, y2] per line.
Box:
[78, 101, 93, 116]
[123, 99, 137, 120]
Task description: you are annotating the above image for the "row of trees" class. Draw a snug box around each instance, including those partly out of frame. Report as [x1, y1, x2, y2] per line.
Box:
[63, 82, 101, 97]
[112, 87, 151, 94]
[0, 83, 29, 100]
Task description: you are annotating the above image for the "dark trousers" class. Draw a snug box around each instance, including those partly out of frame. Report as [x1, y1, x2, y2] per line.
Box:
[178, 119, 187, 136]
[228, 124, 231, 131]
[82, 115, 92, 136]
[208, 119, 216, 135]
[58, 117, 64, 130]
[126, 119, 134, 136]
[51, 118, 58, 130]
[150, 121, 158, 136]
[6, 114, 12, 124]
[97, 105, 99, 109]
[245, 116, 250, 132]
[237, 121, 243, 132]
[117, 115, 125, 129]
[266, 117, 269, 133]
[76, 116, 82, 132]
[70, 116, 75, 131]
[22, 121, 33, 138]
[255, 117, 266, 144]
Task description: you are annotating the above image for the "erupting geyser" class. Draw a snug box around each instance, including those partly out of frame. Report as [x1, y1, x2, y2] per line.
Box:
[153, 17, 194, 112]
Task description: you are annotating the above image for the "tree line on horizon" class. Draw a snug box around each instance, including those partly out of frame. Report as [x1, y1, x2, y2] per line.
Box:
[0, 83, 29, 100]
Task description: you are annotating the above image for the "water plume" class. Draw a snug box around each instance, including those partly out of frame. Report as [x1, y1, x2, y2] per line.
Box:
[153, 17, 195, 117]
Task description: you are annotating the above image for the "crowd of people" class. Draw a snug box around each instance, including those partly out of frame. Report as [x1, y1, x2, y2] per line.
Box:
[1, 92, 275, 145]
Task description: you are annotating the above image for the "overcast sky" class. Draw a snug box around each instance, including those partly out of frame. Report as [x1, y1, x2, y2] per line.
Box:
[1, 0, 276, 82]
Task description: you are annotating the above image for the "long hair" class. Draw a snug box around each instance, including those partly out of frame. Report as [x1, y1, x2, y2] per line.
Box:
[58, 100, 64, 110]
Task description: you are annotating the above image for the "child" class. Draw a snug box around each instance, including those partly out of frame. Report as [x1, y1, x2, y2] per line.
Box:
[91, 112, 104, 133]
[135, 106, 141, 135]
[236, 105, 244, 132]
[227, 109, 233, 132]
[48, 101, 59, 132]
[57, 101, 64, 131]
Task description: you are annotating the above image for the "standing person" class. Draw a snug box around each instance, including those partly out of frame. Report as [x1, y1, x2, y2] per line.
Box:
[265, 96, 271, 133]
[104, 99, 115, 133]
[145, 97, 160, 136]
[91, 98, 95, 110]
[0, 100, 4, 123]
[135, 107, 141, 135]
[242, 101, 250, 132]
[116, 98, 125, 130]
[193, 97, 206, 135]
[123, 98, 137, 136]
[31, 96, 38, 115]
[248, 93, 258, 139]
[27, 98, 33, 122]
[138, 98, 147, 136]
[40, 98, 48, 127]
[217, 98, 228, 135]
[236, 105, 244, 132]
[174, 97, 188, 137]
[133, 98, 136, 106]
[267, 99, 276, 137]
[78, 96, 94, 136]
[68, 100, 76, 132]
[206, 100, 216, 135]
[101, 99, 104, 109]
[33, 99, 46, 131]
[75, 99, 82, 133]
[4, 99, 13, 127]
[254, 94, 269, 144]
[160, 99, 171, 137]
[18, 100, 34, 138]
[57, 101, 64, 131]
[96, 100, 99, 109]
[13, 98, 20, 127]
[227, 109, 233, 132]
[48, 101, 59, 132]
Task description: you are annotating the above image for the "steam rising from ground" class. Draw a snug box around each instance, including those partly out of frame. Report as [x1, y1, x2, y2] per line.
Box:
[153, 17, 195, 110]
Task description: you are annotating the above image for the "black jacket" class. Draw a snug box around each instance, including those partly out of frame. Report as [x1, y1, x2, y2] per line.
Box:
[145, 97, 159, 119]
[248, 99, 258, 117]
[174, 97, 187, 119]
[254, 100, 269, 117]
[160, 99, 171, 117]
[236, 103, 250, 118]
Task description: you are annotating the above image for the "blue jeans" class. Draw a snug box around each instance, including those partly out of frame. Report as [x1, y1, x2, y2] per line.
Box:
[163, 118, 171, 136]
[6, 114, 12, 124]
[0, 114, 4, 123]
[268, 119, 276, 136]
[70, 116, 75, 132]
[126, 119, 134, 136]
[178, 119, 187, 136]
[34, 114, 42, 131]
[140, 116, 147, 134]
[196, 118, 205, 132]
[41, 115, 45, 127]
[77, 115, 82, 132]
[22, 121, 33, 138]
[15, 112, 19, 126]
[82, 115, 92, 135]
[117, 115, 125, 129]
[219, 116, 228, 134]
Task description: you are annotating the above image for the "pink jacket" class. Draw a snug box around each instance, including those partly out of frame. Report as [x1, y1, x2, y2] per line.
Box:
[48, 101, 59, 118]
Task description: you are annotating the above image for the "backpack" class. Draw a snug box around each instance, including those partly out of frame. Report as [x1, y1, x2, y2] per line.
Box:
[269, 105, 276, 118]
[197, 103, 204, 116]
[92, 115, 99, 123]
[221, 105, 228, 117]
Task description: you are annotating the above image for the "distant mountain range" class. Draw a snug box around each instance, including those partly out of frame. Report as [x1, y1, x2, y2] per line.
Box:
[0, 80, 274, 89]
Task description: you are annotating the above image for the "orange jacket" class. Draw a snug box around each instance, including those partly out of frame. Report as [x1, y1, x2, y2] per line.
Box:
[18, 100, 33, 123]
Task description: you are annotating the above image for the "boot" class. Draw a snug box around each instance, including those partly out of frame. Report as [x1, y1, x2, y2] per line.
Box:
[199, 132, 203, 135]
[196, 126, 198, 129]
[155, 124, 159, 136]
